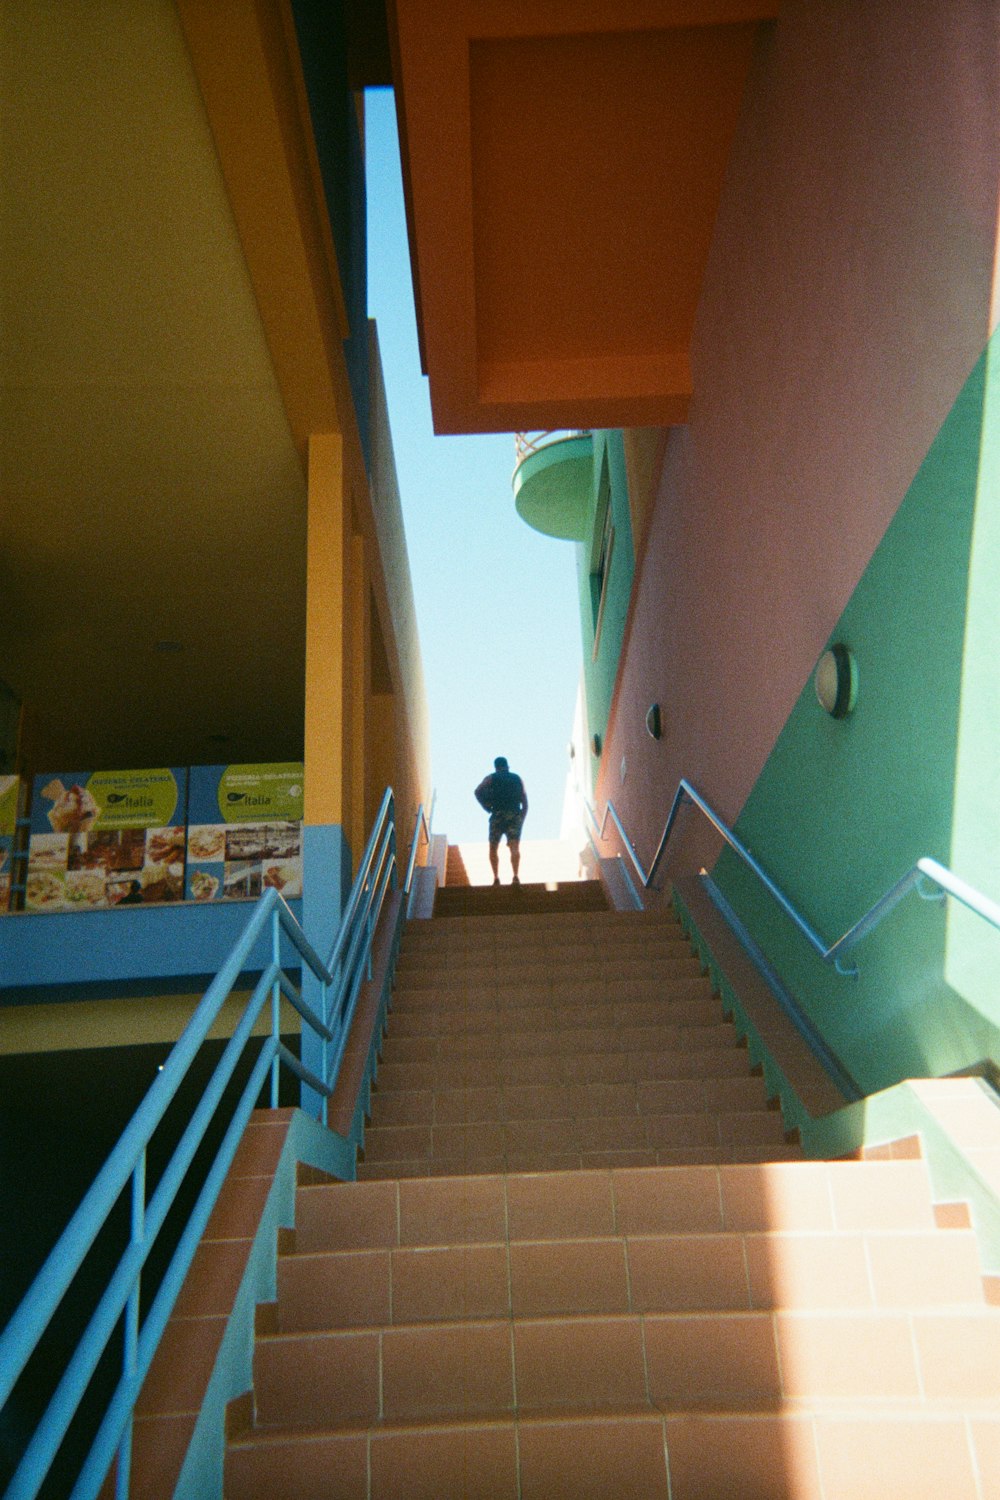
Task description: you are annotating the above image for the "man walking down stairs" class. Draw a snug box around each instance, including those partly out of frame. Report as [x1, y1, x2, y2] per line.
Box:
[226, 881, 1000, 1498]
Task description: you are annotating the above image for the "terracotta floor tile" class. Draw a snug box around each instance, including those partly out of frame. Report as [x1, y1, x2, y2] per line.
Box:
[295, 1180, 399, 1253]
[136, 1315, 228, 1416]
[911, 1310, 1000, 1398]
[225, 1431, 368, 1500]
[718, 1110, 788, 1146]
[560, 1052, 632, 1083]
[775, 1311, 919, 1400]
[502, 1083, 572, 1119]
[172, 1237, 253, 1320]
[382, 1320, 514, 1420]
[655, 1147, 727, 1166]
[612, 1166, 723, 1235]
[563, 1082, 638, 1117]
[504, 1117, 580, 1155]
[703, 1075, 770, 1111]
[745, 1232, 871, 1310]
[371, 1088, 436, 1126]
[505, 1151, 584, 1174]
[510, 1238, 629, 1317]
[645, 1312, 780, 1408]
[826, 1160, 934, 1231]
[433, 1086, 504, 1123]
[719, 1164, 833, 1232]
[518, 1414, 669, 1500]
[202, 1174, 271, 1243]
[969, 1418, 1000, 1496]
[370, 1422, 519, 1500]
[363, 1124, 433, 1162]
[663, 1412, 823, 1500]
[865, 1230, 985, 1307]
[433, 1121, 507, 1160]
[375, 1060, 437, 1091]
[498, 1054, 556, 1085]
[125, 1413, 198, 1500]
[814, 1415, 979, 1499]
[278, 1248, 390, 1331]
[635, 1079, 706, 1114]
[392, 1243, 510, 1323]
[506, 1169, 614, 1240]
[628, 1233, 749, 1312]
[398, 1173, 507, 1246]
[386, 1035, 438, 1062]
[645, 1112, 721, 1149]
[252, 1330, 379, 1426]
[229, 1119, 291, 1179]
[583, 1148, 661, 1169]
[513, 1315, 648, 1410]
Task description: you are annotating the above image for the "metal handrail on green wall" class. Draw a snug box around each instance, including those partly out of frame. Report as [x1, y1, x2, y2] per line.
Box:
[0, 787, 413, 1500]
[587, 779, 1000, 979]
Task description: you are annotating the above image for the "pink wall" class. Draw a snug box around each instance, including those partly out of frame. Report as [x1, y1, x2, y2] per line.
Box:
[597, 0, 1000, 878]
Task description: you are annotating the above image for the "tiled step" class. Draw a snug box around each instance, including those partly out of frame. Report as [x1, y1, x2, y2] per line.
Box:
[358, 1109, 790, 1174]
[369, 1074, 774, 1126]
[386, 994, 722, 1035]
[372, 1046, 754, 1093]
[291, 1163, 942, 1256]
[227, 1158, 1000, 1499]
[252, 1299, 1000, 1433]
[275, 1225, 988, 1334]
[432, 882, 609, 919]
[226, 1406, 1000, 1500]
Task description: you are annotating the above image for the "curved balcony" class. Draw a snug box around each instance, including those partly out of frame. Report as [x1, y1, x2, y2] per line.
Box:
[512, 430, 594, 540]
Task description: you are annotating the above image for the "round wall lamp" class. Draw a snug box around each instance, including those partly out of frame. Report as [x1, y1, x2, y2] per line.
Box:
[815, 644, 858, 719]
[645, 703, 662, 740]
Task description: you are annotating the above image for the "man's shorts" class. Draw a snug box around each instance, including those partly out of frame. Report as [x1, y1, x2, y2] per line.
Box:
[489, 810, 524, 845]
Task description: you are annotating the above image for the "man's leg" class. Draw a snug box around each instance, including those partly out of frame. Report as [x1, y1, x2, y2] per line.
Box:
[489, 841, 500, 884]
[509, 838, 521, 883]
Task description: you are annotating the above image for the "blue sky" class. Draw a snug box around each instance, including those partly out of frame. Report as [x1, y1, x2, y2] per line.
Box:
[364, 90, 583, 844]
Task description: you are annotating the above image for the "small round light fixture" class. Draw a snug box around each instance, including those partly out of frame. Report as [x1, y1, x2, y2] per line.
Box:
[645, 703, 662, 740]
[815, 644, 858, 719]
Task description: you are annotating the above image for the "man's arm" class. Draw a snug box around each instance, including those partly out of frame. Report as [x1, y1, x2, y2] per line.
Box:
[474, 776, 493, 811]
[518, 778, 528, 816]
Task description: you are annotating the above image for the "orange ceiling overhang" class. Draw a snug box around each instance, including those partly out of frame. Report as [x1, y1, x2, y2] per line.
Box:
[389, 1, 777, 434]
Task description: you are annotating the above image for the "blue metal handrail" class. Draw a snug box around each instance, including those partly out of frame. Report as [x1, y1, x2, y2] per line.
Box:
[0, 788, 408, 1500]
[586, 778, 1000, 979]
[403, 796, 435, 917]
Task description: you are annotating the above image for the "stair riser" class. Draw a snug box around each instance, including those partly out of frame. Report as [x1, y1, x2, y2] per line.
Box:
[373, 1049, 754, 1092]
[381, 1023, 741, 1063]
[369, 1076, 772, 1126]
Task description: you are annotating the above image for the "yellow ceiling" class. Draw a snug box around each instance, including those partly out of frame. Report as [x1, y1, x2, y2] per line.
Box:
[0, 0, 308, 771]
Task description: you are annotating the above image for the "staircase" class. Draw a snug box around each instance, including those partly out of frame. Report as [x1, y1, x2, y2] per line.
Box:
[225, 885, 1000, 1498]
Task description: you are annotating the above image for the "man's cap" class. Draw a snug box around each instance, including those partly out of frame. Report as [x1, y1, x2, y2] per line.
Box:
[494, 756, 508, 771]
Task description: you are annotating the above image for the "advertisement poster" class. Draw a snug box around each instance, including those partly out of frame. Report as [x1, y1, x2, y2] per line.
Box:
[25, 769, 188, 912]
[0, 775, 21, 913]
[186, 763, 303, 903]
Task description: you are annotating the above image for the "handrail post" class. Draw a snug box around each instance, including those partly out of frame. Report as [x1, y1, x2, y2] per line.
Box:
[116, 1150, 145, 1500]
[270, 907, 281, 1109]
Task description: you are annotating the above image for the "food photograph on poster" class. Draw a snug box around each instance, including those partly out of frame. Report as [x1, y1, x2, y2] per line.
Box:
[24, 769, 188, 912]
[185, 764, 303, 902]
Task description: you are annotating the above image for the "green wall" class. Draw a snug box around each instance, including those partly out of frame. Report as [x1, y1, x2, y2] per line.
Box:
[577, 431, 634, 784]
[712, 334, 1000, 1094]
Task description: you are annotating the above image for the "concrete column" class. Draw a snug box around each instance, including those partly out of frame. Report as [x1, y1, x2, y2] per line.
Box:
[301, 432, 353, 1118]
